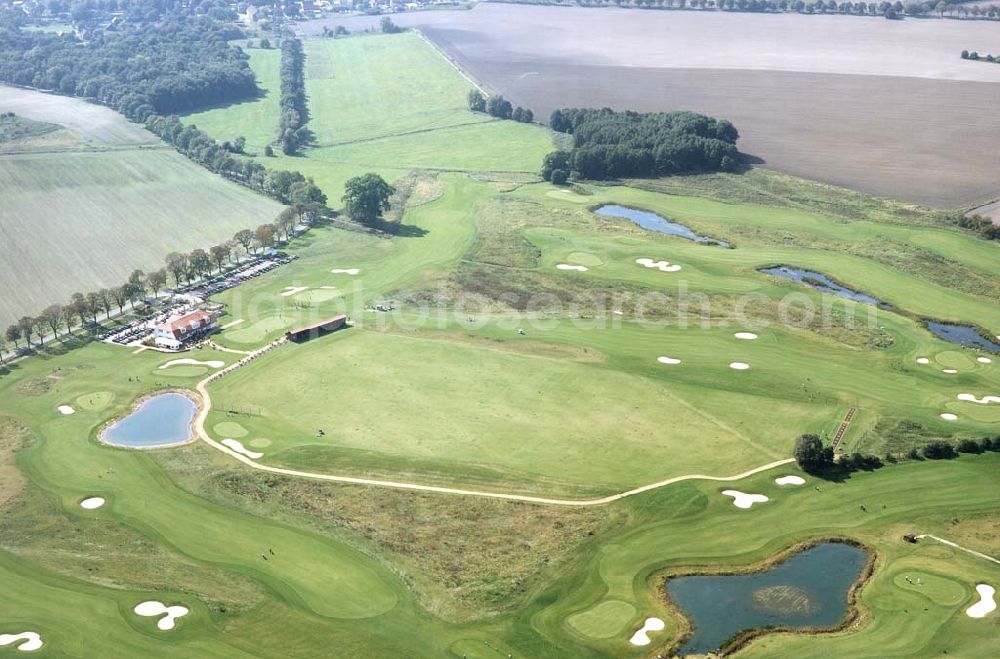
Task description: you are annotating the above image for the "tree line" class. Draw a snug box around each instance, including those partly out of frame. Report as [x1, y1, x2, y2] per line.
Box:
[542, 108, 740, 182]
[792, 432, 1000, 480]
[505, 0, 1000, 20]
[144, 114, 327, 213]
[0, 212, 304, 361]
[961, 49, 1000, 63]
[277, 37, 309, 156]
[467, 91, 535, 123]
[0, 13, 258, 122]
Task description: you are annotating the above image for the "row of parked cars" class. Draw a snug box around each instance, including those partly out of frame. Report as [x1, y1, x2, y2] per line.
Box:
[98, 305, 196, 346]
[98, 254, 297, 347]
[178, 253, 297, 301]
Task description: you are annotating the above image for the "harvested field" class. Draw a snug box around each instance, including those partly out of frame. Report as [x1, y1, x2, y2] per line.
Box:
[298, 6, 1000, 208]
[1, 85, 158, 145]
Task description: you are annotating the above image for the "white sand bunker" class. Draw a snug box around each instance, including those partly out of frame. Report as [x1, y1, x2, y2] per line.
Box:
[957, 393, 1000, 405]
[722, 490, 769, 509]
[221, 438, 263, 459]
[0, 632, 43, 652]
[80, 496, 105, 509]
[57, 405, 75, 415]
[942, 369, 958, 374]
[134, 601, 189, 631]
[729, 362, 750, 370]
[940, 413, 958, 421]
[281, 286, 308, 297]
[636, 257, 681, 272]
[657, 356, 681, 365]
[978, 357, 993, 364]
[331, 268, 360, 275]
[734, 332, 758, 340]
[628, 617, 665, 646]
[966, 584, 996, 618]
[916, 357, 930, 365]
[158, 359, 224, 370]
[556, 264, 588, 271]
[775, 475, 806, 486]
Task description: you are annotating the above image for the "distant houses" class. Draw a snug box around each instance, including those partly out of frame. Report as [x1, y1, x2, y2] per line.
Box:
[153, 310, 219, 350]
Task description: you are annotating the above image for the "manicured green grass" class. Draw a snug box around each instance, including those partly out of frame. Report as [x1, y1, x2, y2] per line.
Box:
[2, 334, 997, 657]
[532, 454, 1000, 657]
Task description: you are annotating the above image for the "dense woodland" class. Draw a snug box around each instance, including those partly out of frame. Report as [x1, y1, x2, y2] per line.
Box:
[0, 15, 257, 121]
[544, 108, 740, 181]
[278, 37, 309, 155]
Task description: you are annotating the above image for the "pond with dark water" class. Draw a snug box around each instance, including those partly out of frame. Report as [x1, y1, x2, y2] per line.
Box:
[759, 265, 890, 308]
[594, 205, 730, 247]
[925, 322, 1000, 353]
[665, 542, 868, 656]
[101, 392, 197, 448]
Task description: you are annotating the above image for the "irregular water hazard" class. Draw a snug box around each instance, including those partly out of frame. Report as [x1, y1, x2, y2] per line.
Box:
[665, 542, 869, 656]
[925, 322, 1000, 353]
[100, 392, 197, 448]
[594, 205, 730, 247]
[759, 265, 890, 308]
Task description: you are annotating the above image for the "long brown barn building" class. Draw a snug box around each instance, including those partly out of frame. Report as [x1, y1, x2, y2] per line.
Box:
[285, 315, 347, 342]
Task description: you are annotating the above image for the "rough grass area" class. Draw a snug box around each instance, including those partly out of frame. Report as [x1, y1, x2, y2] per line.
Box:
[0, 113, 60, 146]
[157, 444, 619, 622]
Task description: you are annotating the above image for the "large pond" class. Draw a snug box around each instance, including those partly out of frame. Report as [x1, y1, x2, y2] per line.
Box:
[666, 542, 868, 656]
[759, 265, 890, 308]
[594, 205, 731, 247]
[926, 322, 1000, 353]
[100, 392, 197, 448]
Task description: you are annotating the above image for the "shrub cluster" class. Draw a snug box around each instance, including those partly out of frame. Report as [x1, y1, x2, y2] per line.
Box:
[543, 108, 739, 181]
[947, 213, 1000, 241]
[467, 90, 534, 123]
[278, 38, 309, 155]
[0, 16, 257, 121]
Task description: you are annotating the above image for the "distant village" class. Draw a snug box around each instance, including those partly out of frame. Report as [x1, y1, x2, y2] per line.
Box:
[2, 0, 468, 37]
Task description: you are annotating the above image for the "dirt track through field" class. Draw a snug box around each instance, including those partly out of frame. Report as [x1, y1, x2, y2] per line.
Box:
[194, 345, 794, 505]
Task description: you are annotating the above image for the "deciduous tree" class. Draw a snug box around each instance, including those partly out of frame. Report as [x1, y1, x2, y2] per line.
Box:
[793, 434, 834, 473]
[342, 173, 395, 225]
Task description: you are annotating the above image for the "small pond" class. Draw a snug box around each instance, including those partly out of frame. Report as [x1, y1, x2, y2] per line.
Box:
[666, 542, 868, 656]
[926, 322, 1000, 353]
[101, 392, 197, 448]
[594, 205, 730, 247]
[759, 265, 890, 308]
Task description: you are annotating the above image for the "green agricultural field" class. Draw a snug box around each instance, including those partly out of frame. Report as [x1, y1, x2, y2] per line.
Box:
[181, 32, 556, 203]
